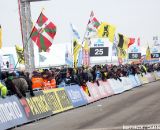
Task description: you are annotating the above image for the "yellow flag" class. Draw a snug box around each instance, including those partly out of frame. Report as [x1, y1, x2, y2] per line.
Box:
[73, 39, 81, 68]
[0, 25, 2, 49]
[118, 34, 129, 50]
[146, 46, 151, 60]
[123, 35, 129, 50]
[15, 45, 25, 64]
[118, 47, 127, 58]
[83, 40, 89, 51]
[97, 22, 116, 43]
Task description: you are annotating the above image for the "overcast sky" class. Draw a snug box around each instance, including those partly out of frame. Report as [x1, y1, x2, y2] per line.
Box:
[0, 0, 160, 48]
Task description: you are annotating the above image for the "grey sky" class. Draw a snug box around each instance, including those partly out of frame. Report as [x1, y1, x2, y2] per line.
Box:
[0, 0, 160, 48]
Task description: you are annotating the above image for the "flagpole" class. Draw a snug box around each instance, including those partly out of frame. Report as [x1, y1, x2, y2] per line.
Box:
[82, 11, 95, 44]
[81, 11, 93, 67]
[14, 8, 45, 71]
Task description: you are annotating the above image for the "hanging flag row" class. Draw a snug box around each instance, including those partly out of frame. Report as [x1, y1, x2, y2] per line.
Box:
[70, 10, 144, 67]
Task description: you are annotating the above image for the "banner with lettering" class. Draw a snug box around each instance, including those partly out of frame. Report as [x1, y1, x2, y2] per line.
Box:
[128, 45, 141, 61]
[64, 85, 88, 107]
[0, 95, 28, 130]
[20, 91, 52, 121]
[43, 88, 73, 114]
[53, 88, 73, 111]
[90, 38, 112, 64]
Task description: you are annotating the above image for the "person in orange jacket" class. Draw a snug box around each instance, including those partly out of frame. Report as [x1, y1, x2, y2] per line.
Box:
[42, 71, 56, 90]
[31, 71, 43, 90]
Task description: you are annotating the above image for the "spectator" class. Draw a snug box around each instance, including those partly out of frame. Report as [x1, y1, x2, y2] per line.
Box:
[0, 82, 7, 98]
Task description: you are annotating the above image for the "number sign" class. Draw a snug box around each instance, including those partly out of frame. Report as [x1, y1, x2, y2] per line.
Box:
[90, 47, 108, 57]
[128, 53, 141, 59]
[151, 53, 160, 58]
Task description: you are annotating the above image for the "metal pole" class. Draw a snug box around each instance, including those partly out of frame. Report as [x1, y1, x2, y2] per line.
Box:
[19, 0, 35, 73]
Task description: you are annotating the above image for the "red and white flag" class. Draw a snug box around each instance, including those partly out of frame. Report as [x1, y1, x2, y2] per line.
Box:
[31, 12, 56, 52]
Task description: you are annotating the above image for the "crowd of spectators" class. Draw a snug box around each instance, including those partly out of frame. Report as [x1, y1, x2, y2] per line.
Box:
[0, 63, 160, 99]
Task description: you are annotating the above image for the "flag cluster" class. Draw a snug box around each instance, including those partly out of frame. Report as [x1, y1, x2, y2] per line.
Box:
[70, 11, 144, 67]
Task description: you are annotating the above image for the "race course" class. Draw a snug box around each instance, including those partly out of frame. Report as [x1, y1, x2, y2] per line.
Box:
[14, 81, 160, 130]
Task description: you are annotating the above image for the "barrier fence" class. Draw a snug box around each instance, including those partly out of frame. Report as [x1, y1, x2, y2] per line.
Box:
[1, 71, 160, 130]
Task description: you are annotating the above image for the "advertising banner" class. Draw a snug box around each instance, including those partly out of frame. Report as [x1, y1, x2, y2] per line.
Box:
[108, 79, 124, 94]
[128, 75, 139, 87]
[154, 71, 160, 80]
[0, 96, 28, 130]
[64, 85, 88, 107]
[99, 81, 114, 97]
[43, 89, 64, 114]
[44, 88, 73, 113]
[80, 87, 95, 103]
[138, 74, 149, 84]
[134, 74, 142, 86]
[54, 88, 73, 111]
[86, 82, 101, 101]
[145, 73, 156, 82]
[97, 84, 108, 98]
[20, 91, 52, 121]
[121, 77, 133, 91]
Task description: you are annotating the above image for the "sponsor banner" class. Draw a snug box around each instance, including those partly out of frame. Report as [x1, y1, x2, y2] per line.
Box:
[86, 82, 101, 101]
[121, 77, 133, 91]
[138, 74, 149, 84]
[156, 71, 160, 77]
[0, 95, 28, 130]
[108, 79, 124, 94]
[20, 91, 52, 120]
[154, 71, 160, 80]
[128, 75, 139, 87]
[134, 74, 142, 86]
[145, 73, 156, 82]
[99, 81, 114, 97]
[80, 87, 95, 103]
[43, 88, 73, 113]
[97, 84, 108, 98]
[54, 88, 73, 111]
[43, 89, 64, 114]
[64, 85, 88, 107]
[150, 72, 157, 81]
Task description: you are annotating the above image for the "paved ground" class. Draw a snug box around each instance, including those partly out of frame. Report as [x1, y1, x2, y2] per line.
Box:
[14, 81, 160, 130]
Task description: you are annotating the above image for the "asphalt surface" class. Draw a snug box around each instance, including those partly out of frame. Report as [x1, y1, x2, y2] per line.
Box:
[14, 81, 160, 130]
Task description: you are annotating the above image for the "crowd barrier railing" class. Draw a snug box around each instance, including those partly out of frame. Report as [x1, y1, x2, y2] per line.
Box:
[1, 71, 160, 130]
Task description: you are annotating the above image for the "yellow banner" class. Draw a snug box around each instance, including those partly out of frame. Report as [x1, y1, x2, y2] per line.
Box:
[146, 46, 151, 60]
[43, 88, 73, 113]
[73, 39, 81, 68]
[54, 88, 73, 111]
[43, 89, 64, 114]
[97, 22, 116, 43]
